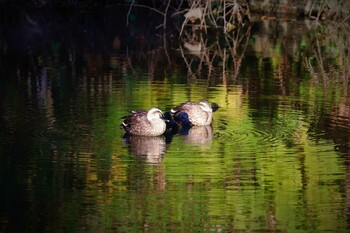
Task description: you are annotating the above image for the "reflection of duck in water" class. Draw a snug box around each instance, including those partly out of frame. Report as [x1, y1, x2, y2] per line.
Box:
[182, 125, 213, 145]
[170, 100, 219, 127]
[124, 135, 166, 164]
[120, 108, 167, 136]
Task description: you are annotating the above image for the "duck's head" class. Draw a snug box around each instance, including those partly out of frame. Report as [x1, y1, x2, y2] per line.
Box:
[199, 100, 212, 112]
[147, 108, 165, 121]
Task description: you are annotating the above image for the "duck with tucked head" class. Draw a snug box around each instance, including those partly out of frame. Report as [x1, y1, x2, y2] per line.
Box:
[121, 108, 167, 136]
[170, 100, 218, 127]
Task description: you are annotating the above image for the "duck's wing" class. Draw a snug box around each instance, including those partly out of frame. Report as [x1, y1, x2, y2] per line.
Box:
[171, 102, 203, 127]
[170, 103, 184, 114]
[170, 102, 197, 114]
[121, 110, 147, 129]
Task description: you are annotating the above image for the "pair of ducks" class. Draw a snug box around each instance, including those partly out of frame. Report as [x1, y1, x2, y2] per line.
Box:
[121, 100, 218, 136]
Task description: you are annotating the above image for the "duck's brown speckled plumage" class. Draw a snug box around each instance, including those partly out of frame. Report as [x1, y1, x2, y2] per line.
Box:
[121, 108, 166, 136]
[171, 100, 213, 126]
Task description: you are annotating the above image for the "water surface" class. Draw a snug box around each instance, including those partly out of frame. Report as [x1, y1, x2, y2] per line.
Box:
[0, 8, 350, 233]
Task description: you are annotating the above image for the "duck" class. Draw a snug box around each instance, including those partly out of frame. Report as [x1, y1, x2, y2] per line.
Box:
[170, 100, 217, 126]
[121, 108, 167, 136]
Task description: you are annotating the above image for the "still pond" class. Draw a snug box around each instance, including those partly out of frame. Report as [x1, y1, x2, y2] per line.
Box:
[0, 8, 350, 232]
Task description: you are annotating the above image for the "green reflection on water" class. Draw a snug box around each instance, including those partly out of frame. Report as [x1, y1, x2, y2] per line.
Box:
[80, 78, 346, 232]
[1, 77, 348, 232]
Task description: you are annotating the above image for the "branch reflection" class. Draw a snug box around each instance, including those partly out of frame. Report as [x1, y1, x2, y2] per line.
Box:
[179, 24, 252, 83]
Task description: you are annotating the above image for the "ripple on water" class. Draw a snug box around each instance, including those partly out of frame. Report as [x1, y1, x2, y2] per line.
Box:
[33, 122, 92, 145]
[214, 126, 281, 150]
[214, 102, 313, 151]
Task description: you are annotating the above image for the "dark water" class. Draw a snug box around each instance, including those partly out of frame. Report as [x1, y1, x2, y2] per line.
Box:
[0, 7, 350, 233]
